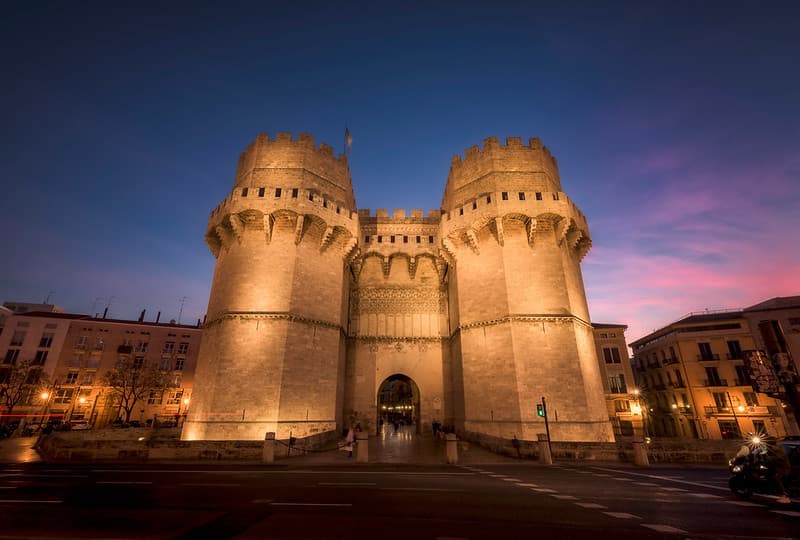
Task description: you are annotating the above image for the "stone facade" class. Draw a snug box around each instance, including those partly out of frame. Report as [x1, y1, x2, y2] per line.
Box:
[183, 133, 614, 443]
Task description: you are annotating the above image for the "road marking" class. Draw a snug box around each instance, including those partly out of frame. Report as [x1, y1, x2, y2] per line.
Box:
[688, 493, 722, 499]
[771, 510, 800, 517]
[641, 524, 687, 534]
[575, 503, 606, 509]
[551, 495, 577, 500]
[592, 473, 612, 477]
[530, 488, 557, 493]
[0, 499, 63, 504]
[317, 482, 376, 486]
[92, 469, 473, 476]
[96, 481, 152, 485]
[604, 512, 640, 519]
[180, 483, 241, 487]
[633, 482, 658, 486]
[590, 466, 727, 492]
[727, 501, 763, 507]
[612, 478, 633, 481]
[489, 474, 508, 478]
[270, 502, 352, 507]
[516, 483, 538, 487]
[658, 487, 687, 492]
[501, 478, 521, 482]
[380, 487, 464, 492]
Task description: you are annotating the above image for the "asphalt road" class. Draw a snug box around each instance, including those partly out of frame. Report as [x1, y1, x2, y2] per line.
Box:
[0, 461, 798, 539]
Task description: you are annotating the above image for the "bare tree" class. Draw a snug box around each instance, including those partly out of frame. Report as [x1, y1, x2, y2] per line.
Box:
[103, 358, 167, 423]
[0, 359, 48, 420]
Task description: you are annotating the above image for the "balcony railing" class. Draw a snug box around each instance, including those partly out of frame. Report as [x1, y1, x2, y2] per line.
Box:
[726, 353, 742, 360]
[663, 357, 679, 365]
[609, 384, 628, 394]
[697, 353, 720, 361]
[705, 405, 781, 416]
[670, 381, 686, 388]
[702, 378, 728, 387]
[117, 345, 133, 354]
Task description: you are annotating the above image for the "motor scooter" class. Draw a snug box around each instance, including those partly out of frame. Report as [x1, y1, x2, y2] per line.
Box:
[728, 436, 800, 501]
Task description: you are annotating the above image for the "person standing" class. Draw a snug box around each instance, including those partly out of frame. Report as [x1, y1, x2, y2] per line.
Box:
[344, 426, 355, 458]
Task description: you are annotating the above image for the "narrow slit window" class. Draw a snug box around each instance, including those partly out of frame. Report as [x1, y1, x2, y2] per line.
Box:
[291, 188, 298, 198]
[553, 193, 559, 200]
[459, 208, 464, 216]
[518, 192, 525, 201]
[275, 188, 282, 197]
[472, 201, 477, 210]
[501, 192, 508, 200]
[365, 236, 370, 243]
[258, 187, 265, 197]
[428, 235, 434, 243]
[486, 195, 491, 203]
[403, 236, 408, 243]
[390, 235, 395, 243]
[377, 236, 383, 243]
[241, 187, 249, 197]
[535, 192, 542, 200]
[416, 236, 421, 243]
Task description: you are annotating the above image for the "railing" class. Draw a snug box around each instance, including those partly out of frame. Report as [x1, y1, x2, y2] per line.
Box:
[117, 345, 133, 354]
[697, 354, 720, 361]
[663, 357, 679, 365]
[670, 381, 686, 388]
[702, 379, 728, 387]
[609, 384, 628, 394]
[705, 405, 781, 416]
[726, 353, 742, 360]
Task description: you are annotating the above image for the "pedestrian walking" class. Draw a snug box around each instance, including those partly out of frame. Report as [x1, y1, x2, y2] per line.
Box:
[343, 426, 355, 458]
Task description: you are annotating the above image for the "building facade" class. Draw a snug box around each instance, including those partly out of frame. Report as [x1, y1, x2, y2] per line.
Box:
[630, 307, 794, 440]
[184, 133, 614, 443]
[592, 323, 637, 437]
[0, 311, 202, 428]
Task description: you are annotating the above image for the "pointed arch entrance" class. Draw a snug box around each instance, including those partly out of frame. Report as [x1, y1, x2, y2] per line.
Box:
[377, 374, 421, 435]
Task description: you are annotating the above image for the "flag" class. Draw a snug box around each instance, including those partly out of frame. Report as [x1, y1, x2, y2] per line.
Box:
[345, 127, 352, 154]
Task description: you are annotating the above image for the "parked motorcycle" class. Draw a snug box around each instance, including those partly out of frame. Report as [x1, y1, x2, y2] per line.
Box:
[728, 436, 800, 500]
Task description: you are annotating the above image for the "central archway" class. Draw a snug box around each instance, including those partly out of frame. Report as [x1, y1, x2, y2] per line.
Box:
[377, 374, 421, 435]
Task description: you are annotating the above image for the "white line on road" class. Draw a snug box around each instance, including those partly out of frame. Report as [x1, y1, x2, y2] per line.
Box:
[658, 487, 687, 492]
[96, 481, 152, 485]
[591, 466, 728, 492]
[592, 473, 612, 477]
[501, 478, 522, 482]
[688, 493, 722, 499]
[270, 502, 352, 507]
[317, 482, 377, 486]
[530, 488, 557, 493]
[633, 482, 658, 486]
[551, 495, 577, 500]
[771, 510, 800, 517]
[604, 512, 640, 519]
[179, 483, 241, 487]
[380, 488, 464, 492]
[516, 483, 538, 487]
[640, 524, 687, 534]
[574, 503, 606, 509]
[91, 469, 474, 476]
[0, 499, 63, 504]
[727, 501, 763, 507]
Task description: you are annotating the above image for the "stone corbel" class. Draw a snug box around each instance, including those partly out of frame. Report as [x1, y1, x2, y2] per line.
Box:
[205, 231, 222, 257]
[408, 256, 418, 280]
[465, 228, 480, 255]
[294, 215, 306, 245]
[342, 237, 358, 263]
[263, 214, 274, 244]
[320, 225, 335, 252]
[494, 217, 504, 247]
[227, 214, 244, 244]
[350, 257, 363, 282]
[555, 218, 570, 246]
[434, 257, 448, 283]
[215, 224, 233, 251]
[526, 218, 538, 246]
[441, 238, 457, 263]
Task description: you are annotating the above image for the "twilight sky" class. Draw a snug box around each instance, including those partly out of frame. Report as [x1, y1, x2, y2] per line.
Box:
[1, 1, 798, 342]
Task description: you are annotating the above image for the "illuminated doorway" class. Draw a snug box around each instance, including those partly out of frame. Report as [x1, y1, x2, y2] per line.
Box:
[377, 374, 420, 435]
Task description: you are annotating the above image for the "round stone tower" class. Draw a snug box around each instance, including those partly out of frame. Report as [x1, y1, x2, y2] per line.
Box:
[183, 133, 359, 441]
[440, 136, 614, 442]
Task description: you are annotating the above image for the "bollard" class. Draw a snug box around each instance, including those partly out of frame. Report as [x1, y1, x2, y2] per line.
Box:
[355, 431, 369, 463]
[537, 433, 553, 465]
[633, 441, 649, 467]
[446, 433, 458, 464]
[262, 432, 275, 463]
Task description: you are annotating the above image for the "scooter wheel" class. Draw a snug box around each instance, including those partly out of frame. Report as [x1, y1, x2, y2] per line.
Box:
[729, 476, 753, 500]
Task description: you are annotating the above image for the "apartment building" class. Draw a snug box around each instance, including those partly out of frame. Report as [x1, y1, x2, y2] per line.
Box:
[592, 323, 637, 437]
[630, 306, 792, 440]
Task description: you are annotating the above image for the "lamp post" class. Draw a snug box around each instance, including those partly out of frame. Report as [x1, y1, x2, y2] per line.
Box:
[631, 389, 649, 466]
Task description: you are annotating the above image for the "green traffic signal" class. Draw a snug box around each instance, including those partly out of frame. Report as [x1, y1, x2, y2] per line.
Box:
[536, 403, 544, 417]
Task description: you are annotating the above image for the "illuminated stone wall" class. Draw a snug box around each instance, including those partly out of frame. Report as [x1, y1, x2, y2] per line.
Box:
[185, 133, 613, 443]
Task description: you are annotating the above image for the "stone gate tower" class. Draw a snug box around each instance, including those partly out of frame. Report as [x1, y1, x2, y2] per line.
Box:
[182, 133, 358, 441]
[185, 133, 614, 443]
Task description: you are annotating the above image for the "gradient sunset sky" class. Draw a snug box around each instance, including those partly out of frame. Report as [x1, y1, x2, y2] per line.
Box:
[1, 1, 798, 342]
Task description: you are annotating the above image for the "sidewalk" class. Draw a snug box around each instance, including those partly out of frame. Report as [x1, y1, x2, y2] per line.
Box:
[0, 436, 42, 464]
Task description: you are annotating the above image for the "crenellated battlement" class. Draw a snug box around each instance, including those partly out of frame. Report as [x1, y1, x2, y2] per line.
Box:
[442, 136, 562, 210]
[233, 133, 355, 209]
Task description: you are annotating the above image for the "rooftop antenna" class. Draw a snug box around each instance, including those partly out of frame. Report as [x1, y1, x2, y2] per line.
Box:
[91, 297, 106, 318]
[104, 296, 116, 318]
[178, 296, 189, 325]
[44, 291, 55, 304]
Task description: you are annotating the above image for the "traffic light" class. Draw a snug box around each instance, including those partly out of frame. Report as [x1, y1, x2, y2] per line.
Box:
[536, 403, 544, 417]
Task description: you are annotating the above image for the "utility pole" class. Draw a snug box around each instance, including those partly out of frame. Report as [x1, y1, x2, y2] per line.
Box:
[178, 297, 189, 325]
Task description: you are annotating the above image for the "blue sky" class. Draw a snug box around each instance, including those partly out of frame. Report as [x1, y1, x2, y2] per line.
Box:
[1, 1, 798, 340]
